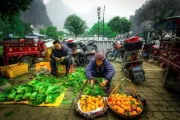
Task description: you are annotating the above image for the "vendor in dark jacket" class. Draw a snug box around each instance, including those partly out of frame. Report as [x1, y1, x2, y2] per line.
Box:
[85, 52, 115, 92]
[50, 40, 72, 76]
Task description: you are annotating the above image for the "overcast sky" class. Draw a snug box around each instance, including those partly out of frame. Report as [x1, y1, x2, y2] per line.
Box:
[44, 0, 148, 19]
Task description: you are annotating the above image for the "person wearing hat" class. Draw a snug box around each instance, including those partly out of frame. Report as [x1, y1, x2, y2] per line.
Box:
[50, 40, 72, 76]
[85, 52, 115, 93]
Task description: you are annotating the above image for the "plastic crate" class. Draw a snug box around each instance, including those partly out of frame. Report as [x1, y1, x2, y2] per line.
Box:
[0, 63, 28, 78]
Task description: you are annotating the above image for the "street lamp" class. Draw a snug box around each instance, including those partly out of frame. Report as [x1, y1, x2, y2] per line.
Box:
[97, 6, 101, 40]
[103, 5, 105, 40]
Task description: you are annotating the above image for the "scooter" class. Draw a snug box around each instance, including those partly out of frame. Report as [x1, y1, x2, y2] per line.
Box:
[122, 36, 146, 83]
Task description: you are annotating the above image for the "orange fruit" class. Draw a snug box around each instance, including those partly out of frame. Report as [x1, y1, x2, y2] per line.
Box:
[82, 108, 87, 112]
[97, 95, 102, 99]
[123, 106, 128, 111]
[132, 98, 137, 102]
[80, 101, 86, 105]
[91, 105, 96, 111]
[116, 101, 121, 106]
[128, 96, 133, 100]
[113, 105, 119, 111]
[137, 107, 142, 113]
[127, 106, 132, 112]
[131, 104, 137, 110]
[108, 101, 113, 105]
[111, 94, 116, 98]
[116, 97, 121, 101]
[91, 102, 95, 105]
[117, 107, 125, 114]
[86, 107, 91, 112]
[131, 111, 137, 115]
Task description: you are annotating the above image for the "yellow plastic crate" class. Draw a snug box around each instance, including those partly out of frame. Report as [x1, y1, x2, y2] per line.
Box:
[0, 63, 28, 78]
[35, 62, 51, 72]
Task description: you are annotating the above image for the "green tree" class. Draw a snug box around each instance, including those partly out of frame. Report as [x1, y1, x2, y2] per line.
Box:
[108, 16, 131, 34]
[0, 15, 25, 38]
[0, 0, 33, 19]
[64, 14, 87, 38]
[40, 28, 46, 35]
[23, 22, 33, 35]
[46, 26, 59, 40]
[88, 21, 117, 38]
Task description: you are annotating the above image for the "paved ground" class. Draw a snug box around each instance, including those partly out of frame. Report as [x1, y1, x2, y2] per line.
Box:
[0, 61, 180, 120]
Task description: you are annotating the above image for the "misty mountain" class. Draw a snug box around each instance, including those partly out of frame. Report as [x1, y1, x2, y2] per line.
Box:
[21, 0, 52, 27]
[46, 0, 113, 30]
[46, 0, 75, 30]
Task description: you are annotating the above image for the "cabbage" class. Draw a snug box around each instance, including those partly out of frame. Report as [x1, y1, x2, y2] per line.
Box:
[0, 93, 8, 102]
[14, 94, 23, 102]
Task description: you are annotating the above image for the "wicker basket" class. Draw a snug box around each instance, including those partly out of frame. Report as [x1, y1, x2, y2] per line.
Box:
[107, 78, 144, 119]
[74, 82, 108, 119]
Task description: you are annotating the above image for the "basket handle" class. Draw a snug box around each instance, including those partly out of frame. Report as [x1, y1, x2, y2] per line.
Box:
[120, 78, 142, 105]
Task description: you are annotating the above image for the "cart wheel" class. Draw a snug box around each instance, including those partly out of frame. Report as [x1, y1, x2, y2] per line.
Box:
[21, 56, 33, 68]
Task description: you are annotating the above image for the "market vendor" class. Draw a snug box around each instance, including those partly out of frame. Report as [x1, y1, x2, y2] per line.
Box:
[50, 40, 72, 76]
[85, 52, 115, 93]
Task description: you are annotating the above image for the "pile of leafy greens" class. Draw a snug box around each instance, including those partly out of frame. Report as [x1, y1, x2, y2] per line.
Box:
[0, 68, 106, 105]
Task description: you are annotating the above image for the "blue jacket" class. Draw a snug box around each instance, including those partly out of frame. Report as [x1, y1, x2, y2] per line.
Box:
[85, 58, 115, 81]
[50, 45, 71, 61]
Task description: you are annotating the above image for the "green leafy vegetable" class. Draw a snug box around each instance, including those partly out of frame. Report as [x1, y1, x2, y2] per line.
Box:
[0, 93, 8, 102]
[14, 94, 23, 102]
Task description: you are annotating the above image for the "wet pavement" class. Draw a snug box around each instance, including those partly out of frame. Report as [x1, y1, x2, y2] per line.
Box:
[0, 61, 180, 120]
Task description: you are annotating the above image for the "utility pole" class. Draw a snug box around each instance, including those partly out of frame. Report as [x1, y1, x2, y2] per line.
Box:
[103, 5, 105, 40]
[97, 7, 101, 41]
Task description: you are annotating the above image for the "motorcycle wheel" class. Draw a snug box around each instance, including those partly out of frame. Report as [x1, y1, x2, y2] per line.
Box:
[106, 51, 117, 61]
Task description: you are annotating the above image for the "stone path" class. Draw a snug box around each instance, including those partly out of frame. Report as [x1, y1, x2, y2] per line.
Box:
[0, 61, 180, 120]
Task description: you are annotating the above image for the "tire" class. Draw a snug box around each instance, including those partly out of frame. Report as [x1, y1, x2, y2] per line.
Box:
[20, 56, 33, 68]
[106, 51, 117, 61]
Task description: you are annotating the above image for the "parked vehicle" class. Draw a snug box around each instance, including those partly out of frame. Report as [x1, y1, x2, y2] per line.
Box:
[66, 39, 97, 66]
[0, 38, 45, 68]
[121, 36, 145, 83]
[136, 31, 160, 61]
[154, 16, 180, 91]
[106, 41, 123, 61]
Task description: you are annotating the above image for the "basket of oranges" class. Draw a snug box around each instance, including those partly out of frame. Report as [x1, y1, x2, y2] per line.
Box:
[107, 78, 143, 119]
[74, 82, 108, 119]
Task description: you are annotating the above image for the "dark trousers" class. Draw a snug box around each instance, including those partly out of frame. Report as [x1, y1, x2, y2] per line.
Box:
[91, 70, 111, 89]
[50, 58, 72, 76]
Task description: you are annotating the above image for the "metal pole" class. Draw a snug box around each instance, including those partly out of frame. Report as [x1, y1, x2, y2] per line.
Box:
[103, 5, 105, 40]
[98, 18, 99, 40]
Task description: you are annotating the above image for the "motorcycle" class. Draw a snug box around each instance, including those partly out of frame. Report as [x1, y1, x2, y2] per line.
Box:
[143, 43, 160, 61]
[106, 41, 123, 61]
[122, 36, 146, 83]
[66, 39, 97, 66]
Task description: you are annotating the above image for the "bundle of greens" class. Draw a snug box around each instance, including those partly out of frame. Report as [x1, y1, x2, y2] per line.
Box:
[0, 93, 8, 102]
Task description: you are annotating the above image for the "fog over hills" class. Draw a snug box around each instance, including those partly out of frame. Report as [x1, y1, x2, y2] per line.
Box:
[46, 0, 113, 30]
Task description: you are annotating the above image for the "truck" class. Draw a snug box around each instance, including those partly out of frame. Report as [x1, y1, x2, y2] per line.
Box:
[0, 38, 45, 68]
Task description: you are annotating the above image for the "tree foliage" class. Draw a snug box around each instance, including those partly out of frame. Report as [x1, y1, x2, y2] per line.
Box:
[108, 16, 131, 34]
[88, 21, 117, 38]
[0, 0, 33, 20]
[40, 26, 66, 40]
[64, 14, 87, 37]
[130, 0, 180, 33]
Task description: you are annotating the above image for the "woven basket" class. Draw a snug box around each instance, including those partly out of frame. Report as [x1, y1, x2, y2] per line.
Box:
[107, 78, 144, 119]
[74, 81, 108, 119]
